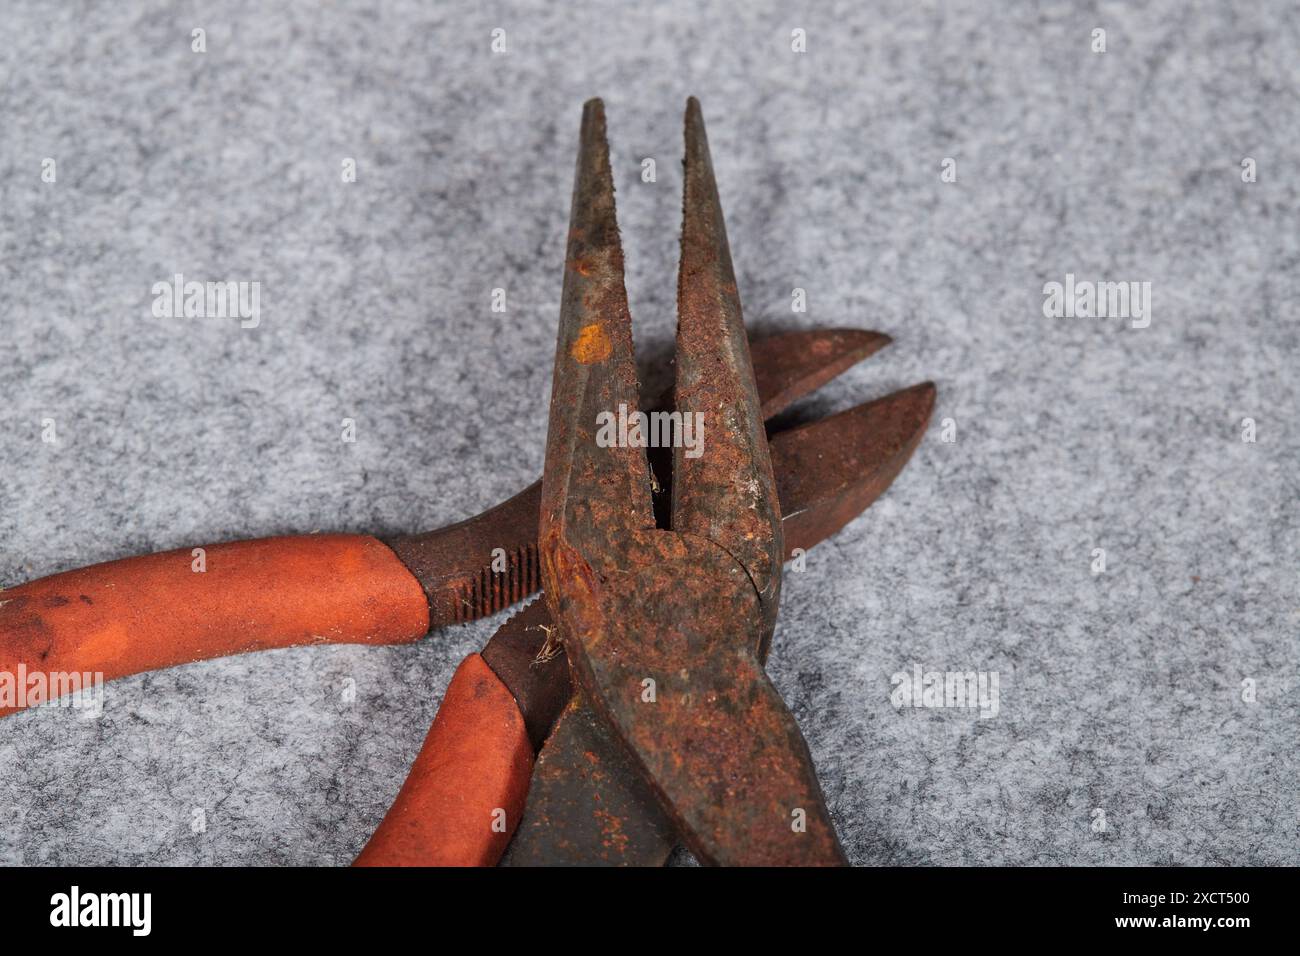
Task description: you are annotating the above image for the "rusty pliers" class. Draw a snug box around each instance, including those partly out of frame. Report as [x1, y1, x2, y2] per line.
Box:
[524, 98, 846, 865]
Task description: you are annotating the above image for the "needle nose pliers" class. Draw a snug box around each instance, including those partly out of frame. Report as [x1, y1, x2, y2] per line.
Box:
[525, 97, 844, 865]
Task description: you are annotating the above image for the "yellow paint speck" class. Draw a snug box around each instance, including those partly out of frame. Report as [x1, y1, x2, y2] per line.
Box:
[572, 323, 612, 363]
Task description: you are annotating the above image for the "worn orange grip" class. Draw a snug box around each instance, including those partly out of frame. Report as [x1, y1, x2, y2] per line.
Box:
[0, 534, 430, 717]
[354, 653, 533, 867]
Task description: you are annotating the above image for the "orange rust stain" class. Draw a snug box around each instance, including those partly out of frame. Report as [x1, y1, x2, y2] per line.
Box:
[593, 808, 629, 853]
[571, 323, 612, 363]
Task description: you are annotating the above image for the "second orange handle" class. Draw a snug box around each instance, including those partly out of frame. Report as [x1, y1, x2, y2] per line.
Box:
[354, 653, 534, 866]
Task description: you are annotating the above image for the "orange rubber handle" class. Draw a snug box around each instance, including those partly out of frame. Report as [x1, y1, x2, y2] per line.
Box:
[354, 653, 533, 867]
[0, 534, 430, 717]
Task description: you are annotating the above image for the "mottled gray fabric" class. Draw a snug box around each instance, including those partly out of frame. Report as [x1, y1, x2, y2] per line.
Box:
[1, 0, 1296, 866]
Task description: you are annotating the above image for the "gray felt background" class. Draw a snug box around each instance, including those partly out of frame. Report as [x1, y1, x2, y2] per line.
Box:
[1, 0, 1296, 866]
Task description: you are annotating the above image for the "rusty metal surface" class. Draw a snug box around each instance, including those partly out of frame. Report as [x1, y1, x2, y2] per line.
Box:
[537, 98, 846, 865]
[500, 691, 677, 866]
[537, 100, 657, 612]
[671, 97, 784, 651]
[385, 484, 542, 627]
[551, 553, 845, 865]
[479, 598, 571, 751]
[749, 329, 890, 421]
[775, 382, 936, 554]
